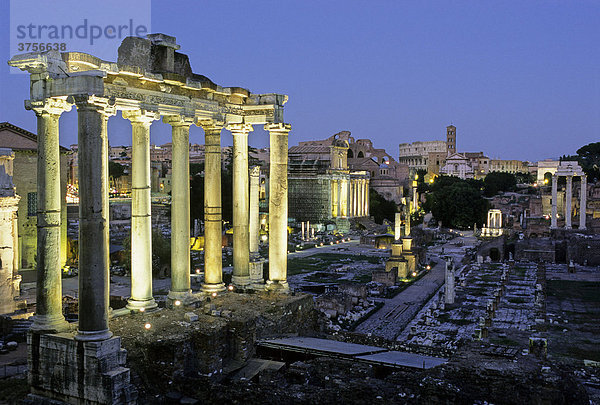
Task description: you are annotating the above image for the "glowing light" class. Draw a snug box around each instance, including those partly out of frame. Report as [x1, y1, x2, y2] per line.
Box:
[412, 272, 417, 277]
[144, 323, 151, 330]
[429, 178, 434, 184]
[211, 292, 217, 298]
[261, 234, 268, 242]
[139, 307, 145, 313]
[195, 269, 202, 274]
[426, 265, 431, 270]
[174, 300, 181, 306]
[543, 178, 549, 185]
[228, 285, 234, 291]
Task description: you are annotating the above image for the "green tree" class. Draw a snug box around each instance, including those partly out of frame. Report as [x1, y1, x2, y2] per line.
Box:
[562, 142, 600, 181]
[483, 172, 516, 197]
[108, 161, 125, 179]
[369, 189, 398, 224]
[423, 176, 488, 229]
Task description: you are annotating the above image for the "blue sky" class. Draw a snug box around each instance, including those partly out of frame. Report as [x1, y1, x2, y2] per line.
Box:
[1, 0, 598, 161]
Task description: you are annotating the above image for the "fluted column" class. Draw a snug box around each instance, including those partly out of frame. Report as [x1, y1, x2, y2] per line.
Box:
[165, 115, 194, 301]
[565, 175, 572, 229]
[123, 110, 159, 311]
[29, 99, 71, 333]
[74, 97, 115, 341]
[265, 123, 291, 292]
[201, 122, 225, 293]
[229, 123, 253, 288]
[551, 174, 558, 229]
[580, 175, 587, 230]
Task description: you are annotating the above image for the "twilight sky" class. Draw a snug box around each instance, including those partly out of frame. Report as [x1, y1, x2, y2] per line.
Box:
[1, 0, 598, 162]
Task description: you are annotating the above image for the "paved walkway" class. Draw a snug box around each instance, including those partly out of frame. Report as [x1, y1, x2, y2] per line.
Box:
[354, 232, 479, 340]
[354, 258, 446, 340]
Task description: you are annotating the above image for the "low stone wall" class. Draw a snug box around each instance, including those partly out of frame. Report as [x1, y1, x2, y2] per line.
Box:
[110, 292, 315, 396]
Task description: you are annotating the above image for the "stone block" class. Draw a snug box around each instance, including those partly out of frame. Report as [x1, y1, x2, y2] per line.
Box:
[184, 312, 199, 322]
[27, 331, 137, 405]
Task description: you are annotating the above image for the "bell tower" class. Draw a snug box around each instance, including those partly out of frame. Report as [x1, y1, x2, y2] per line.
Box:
[446, 125, 456, 155]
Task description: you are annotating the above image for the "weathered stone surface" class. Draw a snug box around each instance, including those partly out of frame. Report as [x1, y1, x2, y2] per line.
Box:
[27, 332, 137, 405]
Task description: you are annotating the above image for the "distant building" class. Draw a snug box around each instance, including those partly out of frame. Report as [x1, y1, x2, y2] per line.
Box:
[0, 122, 69, 270]
[399, 125, 456, 176]
[440, 153, 475, 179]
[489, 159, 529, 175]
[288, 133, 369, 232]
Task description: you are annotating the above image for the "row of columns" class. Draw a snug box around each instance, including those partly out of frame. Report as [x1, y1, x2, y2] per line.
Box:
[29, 95, 291, 340]
[550, 174, 587, 230]
[332, 177, 369, 218]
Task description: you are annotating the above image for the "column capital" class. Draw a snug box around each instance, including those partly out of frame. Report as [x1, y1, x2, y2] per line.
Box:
[70, 95, 117, 117]
[122, 109, 160, 125]
[163, 114, 195, 127]
[198, 120, 225, 134]
[250, 165, 261, 177]
[264, 122, 291, 133]
[227, 123, 254, 134]
[26, 98, 72, 116]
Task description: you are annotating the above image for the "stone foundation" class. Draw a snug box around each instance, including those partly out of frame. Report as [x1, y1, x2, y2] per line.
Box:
[27, 332, 137, 405]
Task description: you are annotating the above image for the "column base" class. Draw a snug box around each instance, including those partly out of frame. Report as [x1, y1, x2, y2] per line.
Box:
[30, 314, 71, 334]
[126, 298, 158, 312]
[28, 332, 137, 405]
[565, 226, 572, 230]
[231, 275, 251, 289]
[266, 280, 289, 293]
[249, 260, 265, 290]
[74, 328, 113, 342]
[167, 290, 192, 301]
[202, 282, 226, 295]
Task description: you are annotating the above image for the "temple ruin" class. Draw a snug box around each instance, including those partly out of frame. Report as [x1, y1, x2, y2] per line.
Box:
[9, 33, 290, 404]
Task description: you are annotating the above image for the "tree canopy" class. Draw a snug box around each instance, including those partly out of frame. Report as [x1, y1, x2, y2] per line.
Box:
[369, 189, 398, 224]
[423, 175, 488, 229]
[561, 141, 600, 181]
[483, 171, 516, 197]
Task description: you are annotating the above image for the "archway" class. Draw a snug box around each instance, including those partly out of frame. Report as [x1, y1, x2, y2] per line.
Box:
[347, 149, 354, 159]
[357, 151, 364, 158]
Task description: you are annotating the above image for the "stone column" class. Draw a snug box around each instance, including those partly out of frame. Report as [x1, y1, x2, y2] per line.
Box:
[29, 99, 71, 333]
[74, 97, 115, 341]
[340, 179, 348, 217]
[249, 166, 264, 287]
[265, 123, 291, 291]
[201, 122, 225, 293]
[229, 123, 253, 288]
[165, 115, 194, 302]
[249, 166, 261, 256]
[331, 179, 338, 217]
[580, 175, 587, 230]
[337, 179, 342, 218]
[363, 179, 369, 217]
[565, 175, 572, 229]
[123, 110, 159, 311]
[350, 180, 356, 217]
[551, 174, 558, 229]
[361, 179, 366, 216]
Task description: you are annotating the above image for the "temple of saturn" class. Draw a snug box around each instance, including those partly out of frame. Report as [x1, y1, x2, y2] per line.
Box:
[9, 33, 290, 404]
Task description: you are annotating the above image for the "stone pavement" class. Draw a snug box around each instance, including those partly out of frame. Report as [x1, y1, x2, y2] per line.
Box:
[354, 232, 479, 340]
